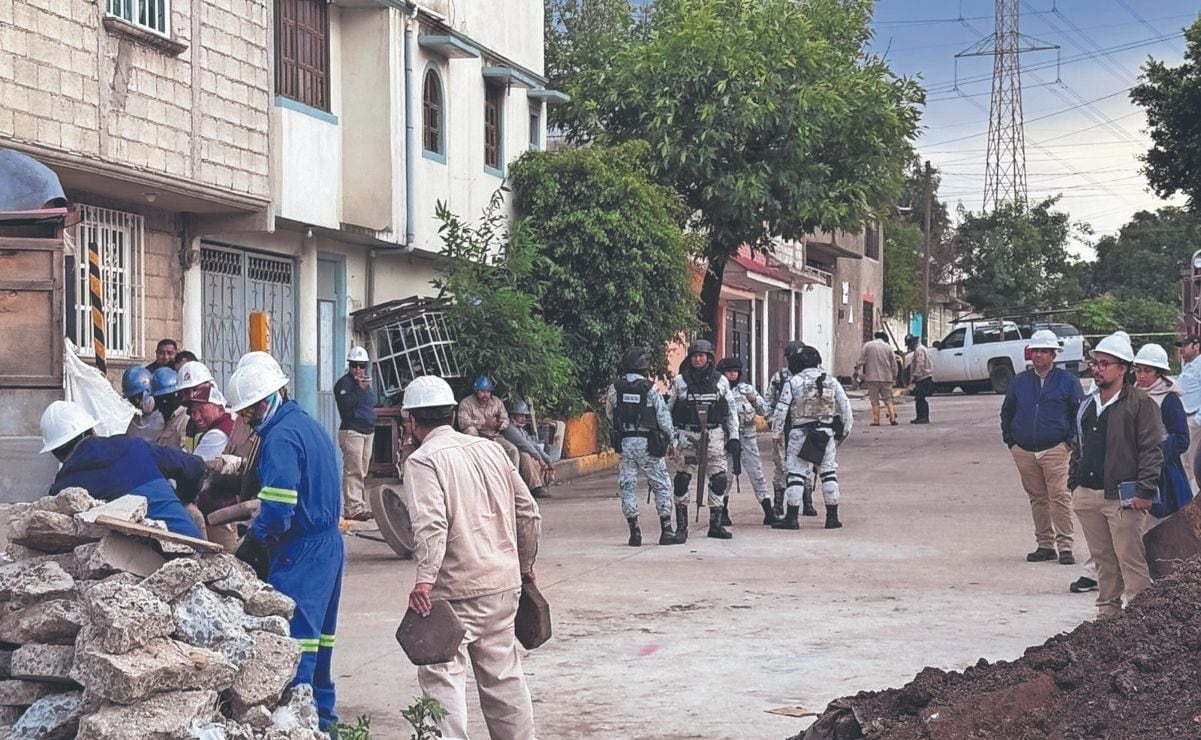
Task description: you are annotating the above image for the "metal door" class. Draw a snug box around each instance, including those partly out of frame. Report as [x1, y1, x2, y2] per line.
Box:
[200, 244, 296, 391]
[802, 284, 834, 372]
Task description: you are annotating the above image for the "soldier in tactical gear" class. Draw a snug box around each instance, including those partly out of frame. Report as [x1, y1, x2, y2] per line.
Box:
[765, 340, 817, 517]
[716, 356, 776, 525]
[668, 340, 740, 541]
[605, 347, 680, 547]
[770, 346, 853, 531]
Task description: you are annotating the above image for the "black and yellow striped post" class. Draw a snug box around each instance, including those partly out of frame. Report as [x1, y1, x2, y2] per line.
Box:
[87, 240, 106, 374]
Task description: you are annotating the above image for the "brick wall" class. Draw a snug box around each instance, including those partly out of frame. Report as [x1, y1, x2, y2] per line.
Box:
[0, 0, 270, 199]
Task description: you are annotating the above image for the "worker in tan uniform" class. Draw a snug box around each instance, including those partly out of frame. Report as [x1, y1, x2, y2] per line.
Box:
[403, 375, 542, 740]
[856, 331, 899, 426]
[457, 375, 521, 466]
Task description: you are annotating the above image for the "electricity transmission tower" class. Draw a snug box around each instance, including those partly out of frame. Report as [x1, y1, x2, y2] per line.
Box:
[956, 1, 1057, 211]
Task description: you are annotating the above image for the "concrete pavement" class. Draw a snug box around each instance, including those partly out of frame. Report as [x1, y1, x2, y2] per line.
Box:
[334, 393, 1096, 738]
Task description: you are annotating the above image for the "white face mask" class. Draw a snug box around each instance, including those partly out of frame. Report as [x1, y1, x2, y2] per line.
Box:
[139, 394, 156, 415]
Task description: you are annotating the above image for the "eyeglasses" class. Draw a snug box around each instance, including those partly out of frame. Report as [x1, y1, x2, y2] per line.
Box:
[349, 362, 367, 370]
[1088, 360, 1123, 371]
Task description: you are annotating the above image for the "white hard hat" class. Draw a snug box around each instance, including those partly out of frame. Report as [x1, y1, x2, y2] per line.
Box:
[1134, 342, 1171, 372]
[1090, 333, 1135, 364]
[226, 362, 289, 413]
[347, 346, 369, 363]
[402, 375, 456, 410]
[1113, 331, 1131, 343]
[1027, 329, 1061, 352]
[40, 401, 97, 454]
[176, 361, 215, 391]
[234, 351, 284, 375]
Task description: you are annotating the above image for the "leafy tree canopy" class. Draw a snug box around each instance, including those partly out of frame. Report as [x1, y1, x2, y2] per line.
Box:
[1086, 207, 1201, 306]
[882, 221, 923, 317]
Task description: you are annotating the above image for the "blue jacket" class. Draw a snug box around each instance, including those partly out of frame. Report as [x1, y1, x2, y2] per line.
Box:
[49, 435, 204, 537]
[1000, 367, 1084, 451]
[334, 373, 377, 434]
[251, 400, 342, 541]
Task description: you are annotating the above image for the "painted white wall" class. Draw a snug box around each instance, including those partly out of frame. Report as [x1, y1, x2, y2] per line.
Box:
[802, 285, 835, 372]
[446, 0, 544, 74]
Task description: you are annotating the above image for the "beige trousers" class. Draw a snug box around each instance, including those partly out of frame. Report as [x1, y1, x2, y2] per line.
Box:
[338, 430, 374, 518]
[1072, 486, 1152, 619]
[1188, 418, 1201, 488]
[517, 452, 545, 491]
[1010, 443, 1073, 550]
[866, 382, 896, 423]
[418, 589, 535, 740]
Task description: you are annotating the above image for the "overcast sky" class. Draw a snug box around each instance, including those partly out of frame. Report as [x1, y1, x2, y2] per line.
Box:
[868, 0, 1197, 247]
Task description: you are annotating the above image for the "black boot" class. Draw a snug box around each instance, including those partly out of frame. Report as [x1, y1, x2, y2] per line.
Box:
[772, 488, 784, 517]
[720, 495, 733, 527]
[759, 498, 778, 525]
[707, 508, 733, 539]
[772, 505, 801, 530]
[659, 515, 680, 545]
[627, 517, 642, 546]
[801, 488, 818, 517]
[673, 504, 689, 544]
[825, 504, 842, 529]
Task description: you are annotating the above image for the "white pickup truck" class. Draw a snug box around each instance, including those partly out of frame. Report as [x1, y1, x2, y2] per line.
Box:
[929, 320, 1086, 394]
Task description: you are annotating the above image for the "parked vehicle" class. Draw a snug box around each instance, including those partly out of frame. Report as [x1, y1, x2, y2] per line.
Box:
[929, 320, 1085, 394]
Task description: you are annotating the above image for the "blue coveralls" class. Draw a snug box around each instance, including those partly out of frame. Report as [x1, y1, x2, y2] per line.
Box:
[49, 435, 204, 538]
[251, 400, 344, 728]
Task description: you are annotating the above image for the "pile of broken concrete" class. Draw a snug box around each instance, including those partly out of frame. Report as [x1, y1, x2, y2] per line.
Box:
[0, 487, 324, 739]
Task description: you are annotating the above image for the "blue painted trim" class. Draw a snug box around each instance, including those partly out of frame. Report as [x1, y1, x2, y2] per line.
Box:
[484, 164, 504, 179]
[423, 149, 446, 164]
[528, 88, 571, 104]
[274, 96, 338, 125]
[482, 66, 539, 88]
[421, 63, 446, 160]
[296, 363, 319, 417]
[419, 34, 479, 59]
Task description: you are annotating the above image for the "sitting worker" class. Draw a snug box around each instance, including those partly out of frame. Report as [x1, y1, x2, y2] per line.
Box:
[457, 375, 520, 466]
[152, 367, 189, 449]
[122, 366, 164, 442]
[40, 400, 205, 537]
[177, 361, 233, 462]
[504, 400, 553, 500]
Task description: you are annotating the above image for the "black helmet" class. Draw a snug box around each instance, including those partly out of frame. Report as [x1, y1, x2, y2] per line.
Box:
[716, 356, 742, 373]
[789, 346, 822, 372]
[687, 339, 715, 359]
[874, 330, 888, 341]
[621, 347, 652, 372]
[905, 334, 919, 346]
[784, 340, 806, 358]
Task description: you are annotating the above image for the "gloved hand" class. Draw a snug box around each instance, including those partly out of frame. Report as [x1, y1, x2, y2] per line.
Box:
[726, 438, 741, 476]
[234, 532, 271, 582]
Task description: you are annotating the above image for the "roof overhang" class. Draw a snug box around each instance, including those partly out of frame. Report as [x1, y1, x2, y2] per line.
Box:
[419, 34, 479, 59]
[806, 238, 862, 261]
[528, 88, 570, 104]
[483, 65, 541, 88]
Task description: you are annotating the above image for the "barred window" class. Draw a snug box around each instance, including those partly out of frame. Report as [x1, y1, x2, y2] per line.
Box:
[107, 0, 169, 35]
[67, 206, 145, 359]
[276, 0, 330, 111]
[484, 85, 503, 171]
[529, 104, 541, 149]
[423, 69, 444, 155]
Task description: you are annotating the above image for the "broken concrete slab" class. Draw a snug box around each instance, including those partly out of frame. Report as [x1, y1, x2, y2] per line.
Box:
[8, 690, 82, 740]
[0, 600, 83, 645]
[0, 705, 21, 724]
[10, 645, 75, 685]
[172, 584, 255, 667]
[1, 561, 76, 606]
[91, 516, 222, 553]
[75, 689, 218, 740]
[74, 534, 166, 580]
[244, 586, 296, 621]
[0, 650, 11, 679]
[35, 488, 100, 516]
[229, 630, 301, 715]
[80, 581, 173, 655]
[270, 683, 322, 737]
[73, 637, 236, 705]
[234, 703, 272, 729]
[0, 680, 61, 706]
[139, 558, 203, 602]
[7, 511, 96, 553]
[73, 495, 147, 530]
[194, 553, 243, 584]
[209, 566, 263, 602]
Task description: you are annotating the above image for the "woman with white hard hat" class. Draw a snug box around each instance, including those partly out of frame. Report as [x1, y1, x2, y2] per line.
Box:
[1132, 343, 1193, 517]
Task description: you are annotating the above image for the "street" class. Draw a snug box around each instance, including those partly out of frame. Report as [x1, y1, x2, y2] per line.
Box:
[335, 393, 1095, 739]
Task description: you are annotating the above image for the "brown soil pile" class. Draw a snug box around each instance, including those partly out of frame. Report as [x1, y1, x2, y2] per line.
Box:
[793, 558, 1201, 739]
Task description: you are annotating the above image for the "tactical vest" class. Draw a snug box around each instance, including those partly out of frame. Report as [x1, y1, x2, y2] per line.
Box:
[671, 372, 730, 428]
[790, 371, 837, 421]
[614, 376, 659, 435]
[734, 382, 758, 426]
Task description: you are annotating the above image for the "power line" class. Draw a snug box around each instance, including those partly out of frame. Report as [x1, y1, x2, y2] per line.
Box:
[922, 86, 1135, 146]
[1112, 0, 1185, 54]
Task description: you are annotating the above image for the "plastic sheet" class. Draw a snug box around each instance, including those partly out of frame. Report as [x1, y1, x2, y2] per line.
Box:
[63, 339, 135, 436]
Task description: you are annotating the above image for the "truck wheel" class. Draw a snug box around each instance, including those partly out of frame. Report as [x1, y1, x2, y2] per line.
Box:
[961, 385, 981, 395]
[990, 363, 1015, 394]
[367, 484, 414, 559]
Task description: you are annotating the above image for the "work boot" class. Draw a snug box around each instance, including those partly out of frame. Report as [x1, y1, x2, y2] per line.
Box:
[720, 496, 733, 527]
[1058, 550, 1075, 565]
[531, 486, 552, 499]
[772, 505, 801, 530]
[707, 508, 733, 539]
[870, 405, 881, 426]
[824, 504, 842, 529]
[759, 499, 779, 525]
[659, 515, 680, 545]
[673, 504, 689, 544]
[772, 489, 784, 518]
[801, 488, 818, 517]
[1026, 547, 1057, 562]
[626, 517, 641, 547]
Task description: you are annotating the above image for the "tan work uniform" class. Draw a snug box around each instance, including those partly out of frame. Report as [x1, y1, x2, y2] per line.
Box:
[857, 339, 898, 425]
[404, 425, 542, 740]
[458, 394, 521, 466]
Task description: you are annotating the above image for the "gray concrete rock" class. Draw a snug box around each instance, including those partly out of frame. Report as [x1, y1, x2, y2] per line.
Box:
[172, 584, 256, 666]
[194, 553, 241, 583]
[229, 630, 301, 715]
[7, 511, 95, 553]
[209, 566, 262, 602]
[10, 645, 75, 685]
[8, 690, 82, 740]
[80, 581, 173, 654]
[235, 703, 273, 729]
[35, 488, 100, 516]
[0, 561, 76, 605]
[247, 615, 291, 637]
[266, 683, 323, 739]
[0, 680, 60, 706]
[245, 586, 296, 620]
[73, 637, 236, 705]
[73, 495, 148, 538]
[139, 558, 203, 602]
[75, 689, 218, 739]
[74, 534, 165, 580]
[4, 544, 38, 561]
[0, 600, 83, 644]
[0, 650, 12, 679]
[0, 705, 22, 723]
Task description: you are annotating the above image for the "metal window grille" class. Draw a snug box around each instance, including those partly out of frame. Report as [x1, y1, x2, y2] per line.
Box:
[69, 206, 146, 360]
[106, 0, 169, 35]
[484, 86, 501, 169]
[275, 0, 330, 111]
[371, 310, 461, 398]
[423, 70, 443, 154]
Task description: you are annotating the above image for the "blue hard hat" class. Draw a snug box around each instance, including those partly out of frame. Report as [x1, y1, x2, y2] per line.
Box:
[151, 367, 180, 397]
[473, 375, 495, 392]
[121, 367, 153, 399]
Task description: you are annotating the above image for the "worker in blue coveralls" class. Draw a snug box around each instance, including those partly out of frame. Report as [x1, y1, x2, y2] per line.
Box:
[39, 400, 204, 537]
[226, 352, 344, 730]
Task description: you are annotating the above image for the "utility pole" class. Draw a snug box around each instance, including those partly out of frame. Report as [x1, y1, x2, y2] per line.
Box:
[921, 161, 932, 345]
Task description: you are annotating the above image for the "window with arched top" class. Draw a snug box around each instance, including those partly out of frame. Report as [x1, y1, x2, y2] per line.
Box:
[422, 69, 444, 157]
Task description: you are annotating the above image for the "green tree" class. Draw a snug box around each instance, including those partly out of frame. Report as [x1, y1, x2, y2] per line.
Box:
[1087, 207, 1201, 305]
[509, 142, 700, 405]
[885, 159, 954, 318]
[544, 0, 638, 134]
[1072, 294, 1179, 336]
[883, 221, 923, 317]
[1131, 15, 1201, 207]
[433, 193, 582, 416]
[557, 0, 922, 335]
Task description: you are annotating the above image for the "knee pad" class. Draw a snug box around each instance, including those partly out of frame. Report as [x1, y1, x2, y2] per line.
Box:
[786, 473, 807, 490]
[709, 472, 729, 496]
[673, 472, 692, 498]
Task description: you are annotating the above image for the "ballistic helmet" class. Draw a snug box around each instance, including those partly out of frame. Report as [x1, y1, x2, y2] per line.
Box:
[687, 339, 715, 359]
[621, 347, 652, 373]
[716, 357, 743, 373]
[784, 340, 806, 358]
[790, 346, 823, 372]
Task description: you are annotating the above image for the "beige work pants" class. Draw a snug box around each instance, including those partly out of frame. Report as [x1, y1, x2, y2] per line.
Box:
[1072, 486, 1152, 619]
[418, 589, 535, 740]
[517, 452, 545, 491]
[1010, 443, 1073, 550]
[1188, 418, 1201, 488]
[338, 430, 374, 518]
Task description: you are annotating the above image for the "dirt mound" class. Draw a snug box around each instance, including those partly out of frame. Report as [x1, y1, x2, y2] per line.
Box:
[793, 558, 1201, 739]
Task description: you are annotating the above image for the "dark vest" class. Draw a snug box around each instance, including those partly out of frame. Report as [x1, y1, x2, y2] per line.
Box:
[671, 370, 730, 429]
[615, 376, 659, 436]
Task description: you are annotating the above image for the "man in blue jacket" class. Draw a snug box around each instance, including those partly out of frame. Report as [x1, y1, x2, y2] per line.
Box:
[1000, 330, 1085, 565]
[40, 401, 204, 538]
[227, 354, 344, 731]
[334, 346, 376, 521]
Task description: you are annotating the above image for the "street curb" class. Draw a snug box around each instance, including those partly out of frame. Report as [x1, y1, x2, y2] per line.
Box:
[552, 450, 619, 483]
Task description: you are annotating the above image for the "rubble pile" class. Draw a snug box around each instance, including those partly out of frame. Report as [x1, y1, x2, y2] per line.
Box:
[0, 488, 324, 739]
[795, 557, 1201, 740]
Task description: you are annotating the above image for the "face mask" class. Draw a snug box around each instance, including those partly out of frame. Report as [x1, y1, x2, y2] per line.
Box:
[139, 394, 156, 415]
[250, 391, 284, 429]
